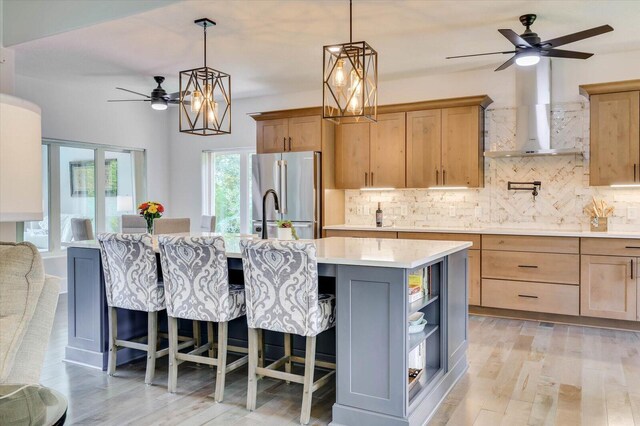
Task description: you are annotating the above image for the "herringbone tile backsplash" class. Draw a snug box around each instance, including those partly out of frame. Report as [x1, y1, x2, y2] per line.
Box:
[345, 102, 640, 231]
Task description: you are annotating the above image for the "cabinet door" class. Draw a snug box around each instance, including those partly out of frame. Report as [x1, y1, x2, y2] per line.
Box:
[288, 115, 322, 152]
[257, 119, 288, 153]
[580, 255, 636, 320]
[590, 91, 640, 186]
[406, 110, 441, 188]
[468, 250, 481, 306]
[370, 113, 406, 188]
[441, 106, 483, 187]
[335, 121, 370, 189]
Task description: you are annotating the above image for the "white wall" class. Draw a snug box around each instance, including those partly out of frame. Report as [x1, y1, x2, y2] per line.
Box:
[168, 49, 640, 227]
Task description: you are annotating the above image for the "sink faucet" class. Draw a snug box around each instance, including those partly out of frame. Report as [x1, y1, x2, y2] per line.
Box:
[261, 189, 280, 239]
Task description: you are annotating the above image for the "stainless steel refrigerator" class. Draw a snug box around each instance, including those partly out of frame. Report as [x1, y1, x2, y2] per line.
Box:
[251, 151, 321, 240]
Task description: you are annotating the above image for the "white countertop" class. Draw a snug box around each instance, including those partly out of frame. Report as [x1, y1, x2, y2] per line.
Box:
[68, 234, 471, 269]
[324, 224, 640, 239]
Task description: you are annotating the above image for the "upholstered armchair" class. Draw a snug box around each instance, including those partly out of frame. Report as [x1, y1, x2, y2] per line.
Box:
[0, 242, 60, 384]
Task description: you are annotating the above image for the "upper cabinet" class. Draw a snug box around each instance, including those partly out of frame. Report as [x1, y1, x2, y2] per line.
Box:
[256, 115, 322, 153]
[335, 113, 406, 189]
[406, 110, 441, 187]
[580, 80, 640, 186]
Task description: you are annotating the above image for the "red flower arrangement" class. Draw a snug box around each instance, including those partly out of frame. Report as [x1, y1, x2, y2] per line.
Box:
[138, 201, 164, 233]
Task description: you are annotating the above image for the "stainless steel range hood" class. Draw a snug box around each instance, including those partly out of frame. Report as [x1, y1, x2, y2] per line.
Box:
[484, 58, 581, 158]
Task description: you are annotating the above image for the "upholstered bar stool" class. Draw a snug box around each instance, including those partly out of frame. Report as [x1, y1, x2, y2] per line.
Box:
[158, 235, 248, 401]
[97, 233, 179, 385]
[240, 240, 336, 425]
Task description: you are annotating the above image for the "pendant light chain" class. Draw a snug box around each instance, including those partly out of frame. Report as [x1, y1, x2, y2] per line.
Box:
[203, 24, 207, 68]
[349, 0, 353, 43]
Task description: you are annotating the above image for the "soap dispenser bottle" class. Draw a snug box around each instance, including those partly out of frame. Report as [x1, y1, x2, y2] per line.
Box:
[376, 202, 383, 228]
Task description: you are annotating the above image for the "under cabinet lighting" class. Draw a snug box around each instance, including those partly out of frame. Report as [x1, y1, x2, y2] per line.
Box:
[360, 187, 395, 191]
[610, 184, 640, 188]
[427, 186, 469, 190]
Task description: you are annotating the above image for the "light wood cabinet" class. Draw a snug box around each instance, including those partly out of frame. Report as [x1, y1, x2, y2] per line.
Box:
[483, 235, 579, 254]
[589, 91, 640, 186]
[468, 250, 481, 306]
[335, 121, 370, 189]
[257, 116, 322, 153]
[441, 106, 483, 187]
[482, 250, 579, 285]
[406, 110, 441, 187]
[335, 113, 406, 189]
[406, 106, 484, 188]
[581, 255, 637, 321]
[482, 279, 579, 316]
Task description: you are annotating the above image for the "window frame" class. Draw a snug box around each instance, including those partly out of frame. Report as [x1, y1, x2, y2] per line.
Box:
[202, 148, 255, 234]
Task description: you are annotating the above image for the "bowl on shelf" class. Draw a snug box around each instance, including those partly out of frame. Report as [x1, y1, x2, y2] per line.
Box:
[408, 318, 428, 334]
[408, 312, 425, 325]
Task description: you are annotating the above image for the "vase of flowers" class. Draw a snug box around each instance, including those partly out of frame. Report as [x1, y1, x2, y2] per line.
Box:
[276, 220, 298, 240]
[138, 201, 164, 234]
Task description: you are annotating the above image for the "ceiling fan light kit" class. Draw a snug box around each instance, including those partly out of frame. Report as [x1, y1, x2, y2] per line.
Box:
[447, 13, 613, 71]
[323, 0, 377, 123]
[179, 18, 231, 136]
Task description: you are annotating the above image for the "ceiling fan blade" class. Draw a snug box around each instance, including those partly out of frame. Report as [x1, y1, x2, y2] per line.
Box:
[447, 50, 516, 59]
[541, 24, 613, 48]
[107, 99, 151, 102]
[167, 99, 190, 105]
[495, 55, 517, 71]
[498, 29, 532, 47]
[115, 87, 151, 98]
[541, 48, 593, 59]
[167, 91, 191, 100]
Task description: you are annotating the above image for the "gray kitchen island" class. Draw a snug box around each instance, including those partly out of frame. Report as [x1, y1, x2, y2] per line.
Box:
[65, 235, 471, 426]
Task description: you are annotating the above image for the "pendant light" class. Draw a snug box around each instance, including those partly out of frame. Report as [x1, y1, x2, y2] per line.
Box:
[323, 0, 377, 123]
[179, 18, 231, 136]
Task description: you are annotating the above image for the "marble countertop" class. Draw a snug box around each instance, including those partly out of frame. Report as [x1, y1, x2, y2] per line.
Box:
[67, 234, 471, 269]
[324, 224, 640, 239]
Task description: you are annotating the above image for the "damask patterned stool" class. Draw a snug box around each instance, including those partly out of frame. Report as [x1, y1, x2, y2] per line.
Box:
[240, 240, 336, 425]
[97, 233, 187, 385]
[158, 235, 249, 402]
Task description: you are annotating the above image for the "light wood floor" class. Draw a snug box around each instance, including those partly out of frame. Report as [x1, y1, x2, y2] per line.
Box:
[43, 299, 640, 425]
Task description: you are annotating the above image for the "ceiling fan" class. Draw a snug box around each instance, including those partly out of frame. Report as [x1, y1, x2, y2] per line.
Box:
[108, 76, 186, 110]
[447, 14, 613, 71]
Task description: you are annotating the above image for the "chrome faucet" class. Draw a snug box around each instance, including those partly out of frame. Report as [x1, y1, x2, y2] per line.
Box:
[261, 189, 280, 239]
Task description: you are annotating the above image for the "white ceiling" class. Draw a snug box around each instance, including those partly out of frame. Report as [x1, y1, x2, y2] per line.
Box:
[9, 0, 640, 99]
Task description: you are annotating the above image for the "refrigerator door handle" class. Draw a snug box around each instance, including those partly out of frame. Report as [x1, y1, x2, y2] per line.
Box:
[281, 160, 288, 214]
[273, 160, 281, 213]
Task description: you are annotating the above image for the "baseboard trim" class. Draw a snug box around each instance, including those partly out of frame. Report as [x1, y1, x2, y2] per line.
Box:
[470, 306, 640, 332]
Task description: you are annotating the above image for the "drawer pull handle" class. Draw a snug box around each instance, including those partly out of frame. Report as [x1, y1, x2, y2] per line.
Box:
[518, 294, 539, 299]
[625, 246, 640, 249]
[517, 265, 538, 269]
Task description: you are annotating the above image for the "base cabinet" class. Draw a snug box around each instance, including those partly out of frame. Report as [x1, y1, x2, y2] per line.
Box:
[580, 255, 637, 321]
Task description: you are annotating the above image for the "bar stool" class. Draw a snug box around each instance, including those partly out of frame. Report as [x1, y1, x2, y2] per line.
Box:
[98, 233, 170, 384]
[240, 240, 336, 425]
[158, 235, 249, 401]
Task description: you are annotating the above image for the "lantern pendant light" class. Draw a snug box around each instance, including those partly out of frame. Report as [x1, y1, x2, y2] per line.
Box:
[179, 18, 231, 136]
[323, 0, 377, 123]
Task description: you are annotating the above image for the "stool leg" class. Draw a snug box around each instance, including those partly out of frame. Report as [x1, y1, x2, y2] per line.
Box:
[107, 306, 118, 376]
[257, 328, 265, 368]
[246, 328, 259, 411]
[284, 333, 292, 384]
[207, 321, 215, 364]
[145, 311, 158, 385]
[214, 321, 229, 402]
[168, 316, 179, 393]
[300, 335, 317, 425]
[193, 320, 201, 348]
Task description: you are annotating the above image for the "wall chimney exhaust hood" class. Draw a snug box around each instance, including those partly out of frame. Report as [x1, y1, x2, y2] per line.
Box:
[484, 58, 582, 158]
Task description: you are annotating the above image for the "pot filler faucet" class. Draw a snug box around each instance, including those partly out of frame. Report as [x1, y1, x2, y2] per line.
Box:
[261, 189, 280, 239]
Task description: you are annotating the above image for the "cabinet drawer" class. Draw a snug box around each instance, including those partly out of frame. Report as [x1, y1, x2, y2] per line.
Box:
[482, 279, 579, 316]
[482, 234, 579, 254]
[581, 238, 640, 257]
[482, 250, 579, 285]
[325, 230, 398, 239]
[398, 232, 481, 249]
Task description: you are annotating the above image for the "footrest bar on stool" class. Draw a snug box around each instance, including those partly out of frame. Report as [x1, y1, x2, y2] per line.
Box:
[255, 367, 305, 385]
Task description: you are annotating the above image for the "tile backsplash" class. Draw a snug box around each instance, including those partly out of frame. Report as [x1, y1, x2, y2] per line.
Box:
[345, 102, 640, 231]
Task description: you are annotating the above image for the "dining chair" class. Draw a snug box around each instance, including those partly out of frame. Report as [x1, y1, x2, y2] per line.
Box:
[153, 218, 190, 235]
[120, 215, 147, 234]
[200, 215, 216, 232]
[240, 239, 336, 425]
[158, 235, 248, 401]
[70, 218, 94, 241]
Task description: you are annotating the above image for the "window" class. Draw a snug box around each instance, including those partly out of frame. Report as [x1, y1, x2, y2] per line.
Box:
[21, 140, 145, 252]
[202, 150, 254, 234]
